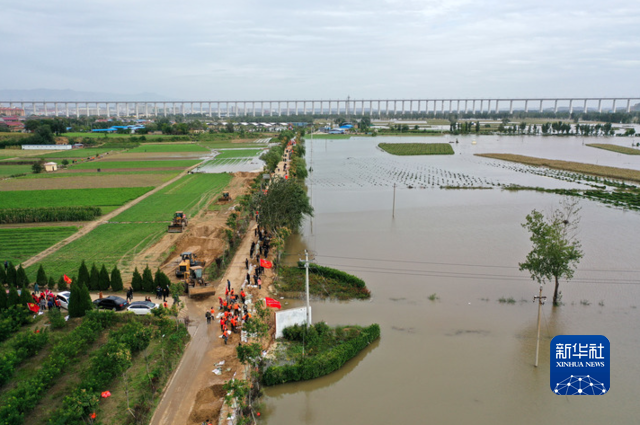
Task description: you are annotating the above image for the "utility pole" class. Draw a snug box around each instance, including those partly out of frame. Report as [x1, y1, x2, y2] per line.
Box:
[392, 183, 396, 218]
[534, 284, 546, 367]
[304, 250, 311, 327]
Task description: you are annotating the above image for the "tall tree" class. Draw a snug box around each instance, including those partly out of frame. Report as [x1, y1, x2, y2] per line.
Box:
[69, 282, 92, 318]
[36, 265, 48, 288]
[142, 265, 154, 292]
[16, 265, 29, 288]
[7, 286, 21, 307]
[57, 275, 68, 291]
[89, 264, 100, 291]
[0, 283, 7, 310]
[99, 265, 111, 291]
[48, 276, 55, 291]
[154, 268, 171, 291]
[78, 260, 90, 287]
[519, 199, 583, 306]
[110, 266, 124, 292]
[19, 286, 33, 306]
[251, 176, 313, 234]
[131, 268, 143, 292]
[0, 263, 6, 284]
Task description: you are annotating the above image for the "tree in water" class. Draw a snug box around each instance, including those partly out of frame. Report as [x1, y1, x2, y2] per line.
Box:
[519, 199, 583, 306]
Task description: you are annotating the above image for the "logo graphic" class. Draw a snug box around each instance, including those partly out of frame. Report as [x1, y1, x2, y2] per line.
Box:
[550, 335, 609, 395]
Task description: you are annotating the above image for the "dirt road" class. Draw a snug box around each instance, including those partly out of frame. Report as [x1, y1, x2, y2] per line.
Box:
[150, 217, 277, 425]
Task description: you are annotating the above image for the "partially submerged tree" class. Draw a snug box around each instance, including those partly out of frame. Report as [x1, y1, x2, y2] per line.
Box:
[251, 176, 313, 235]
[519, 199, 583, 306]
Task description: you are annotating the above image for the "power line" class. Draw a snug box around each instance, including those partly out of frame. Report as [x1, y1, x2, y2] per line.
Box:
[313, 253, 640, 274]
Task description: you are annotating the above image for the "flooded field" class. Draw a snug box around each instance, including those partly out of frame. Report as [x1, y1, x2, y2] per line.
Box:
[264, 135, 640, 424]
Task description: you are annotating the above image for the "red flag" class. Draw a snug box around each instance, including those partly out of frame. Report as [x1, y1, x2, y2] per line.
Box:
[27, 303, 40, 313]
[90, 412, 96, 419]
[63, 274, 72, 284]
[265, 297, 281, 309]
[260, 259, 273, 269]
[101, 391, 111, 398]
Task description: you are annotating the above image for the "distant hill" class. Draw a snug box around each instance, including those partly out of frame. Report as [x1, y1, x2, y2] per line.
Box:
[0, 89, 174, 102]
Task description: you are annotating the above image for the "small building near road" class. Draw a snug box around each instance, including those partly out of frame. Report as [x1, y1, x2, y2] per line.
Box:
[44, 162, 58, 172]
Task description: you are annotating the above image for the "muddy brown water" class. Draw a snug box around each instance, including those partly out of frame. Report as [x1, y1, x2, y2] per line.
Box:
[264, 135, 640, 424]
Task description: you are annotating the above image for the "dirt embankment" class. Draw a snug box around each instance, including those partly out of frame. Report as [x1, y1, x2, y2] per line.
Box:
[127, 172, 256, 281]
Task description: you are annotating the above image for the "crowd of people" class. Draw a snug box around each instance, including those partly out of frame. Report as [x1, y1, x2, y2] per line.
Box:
[31, 288, 61, 311]
[205, 226, 272, 344]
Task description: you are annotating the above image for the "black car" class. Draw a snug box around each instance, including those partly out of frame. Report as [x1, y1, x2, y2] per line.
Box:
[93, 296, 129, 311]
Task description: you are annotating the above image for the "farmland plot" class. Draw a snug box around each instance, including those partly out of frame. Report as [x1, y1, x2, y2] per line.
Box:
[0, 187, 153, 208]
[70, 160, 200, 170]
[128, 144, 209, 153]
[112, 173, 232, 222]
[27, 223, 165, 279]
[0, 227, 78, 265]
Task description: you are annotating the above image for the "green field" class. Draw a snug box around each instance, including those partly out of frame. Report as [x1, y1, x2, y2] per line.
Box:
[41, 148, 125, 158]
[310, 134, 351, 139]
[0, 226, 78, 265]
[587, 144, 640, 155]
[12, 170, 180, 180]
[112, 173, 232, 222]
[63, 132, 179, 140]
[214, 148, 263, 158]
[128, 144, 209, 153]
[0, 164, 32, 177]
[0, 187, 153, 209]
[26, 223, 165, 281]
[70, 159, 201, 170]
[379, 142, 455, 155]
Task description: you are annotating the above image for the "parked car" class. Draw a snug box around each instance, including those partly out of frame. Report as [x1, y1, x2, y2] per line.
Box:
[93, 296, 129, 311]
[56, 291, 71, 309]
[127, 300, 158, 315]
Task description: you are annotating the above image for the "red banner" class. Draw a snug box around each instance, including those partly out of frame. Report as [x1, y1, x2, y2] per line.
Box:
[265, 297, 281, 309]
[63, 274, 72, 284]
[260, 259, 273, 269]
[27, 303, 39, 313]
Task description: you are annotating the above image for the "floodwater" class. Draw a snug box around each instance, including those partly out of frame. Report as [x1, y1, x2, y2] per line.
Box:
[263, 135, 640, 425]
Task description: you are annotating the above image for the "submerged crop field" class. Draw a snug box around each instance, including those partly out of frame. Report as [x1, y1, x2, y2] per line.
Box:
[112, 173, 232, 222]
[379, 142, 454, 155]
[0, 187, 153, 208]
[214, 148, 263, 158]
[0, 226, 78, 265]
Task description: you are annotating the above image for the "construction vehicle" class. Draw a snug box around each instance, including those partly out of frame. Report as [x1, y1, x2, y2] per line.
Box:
[218, 192, 231, 203]
[175, 252, 206, 278]
[168, 211, 188, 233]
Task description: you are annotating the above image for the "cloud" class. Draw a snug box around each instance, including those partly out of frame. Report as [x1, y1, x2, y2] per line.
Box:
[0, 0, 638, 99]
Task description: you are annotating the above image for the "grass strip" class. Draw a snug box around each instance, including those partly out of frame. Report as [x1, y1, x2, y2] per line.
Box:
[379, 142, 454, 155]
[586, 143, 640, 155]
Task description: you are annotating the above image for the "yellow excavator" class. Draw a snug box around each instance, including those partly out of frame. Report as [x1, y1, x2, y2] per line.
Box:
[168, 211, 188, 233]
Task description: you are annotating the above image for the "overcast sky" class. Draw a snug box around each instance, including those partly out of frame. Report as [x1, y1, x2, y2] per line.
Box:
[1, 0, 639, 100]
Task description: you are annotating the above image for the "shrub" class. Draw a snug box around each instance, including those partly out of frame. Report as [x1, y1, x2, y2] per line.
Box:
[47, 307, 67, 329]
[36, 265, 48, 288]
[263, 324, 380, 386]
[77, 261, 89, 287]
[142, 265, 154, 292]
[296, 262, 366, 289]
[57, 275, 67, 291]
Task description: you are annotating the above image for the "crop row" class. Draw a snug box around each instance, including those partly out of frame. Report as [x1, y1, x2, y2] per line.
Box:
[214, 148, 263, 159]
[379, 142, 455, 156]
[0, 226, 78, 265]
[128, 143, 209, 153]
[0, 206, 101, 224]
[112, 173, 232, 222]
[27, 223, 165, 280]
[1, 187, 153, 209]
